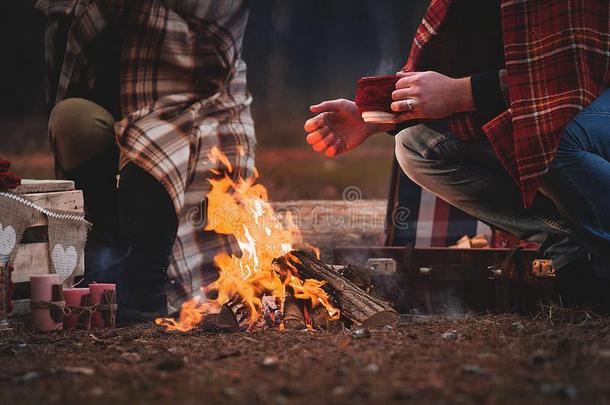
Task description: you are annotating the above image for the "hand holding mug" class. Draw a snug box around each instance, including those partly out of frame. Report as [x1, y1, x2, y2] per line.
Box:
[390, 71, 475, 121]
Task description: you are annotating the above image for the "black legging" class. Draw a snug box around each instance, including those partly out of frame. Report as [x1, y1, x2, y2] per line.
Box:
[49, 98, 177, 314]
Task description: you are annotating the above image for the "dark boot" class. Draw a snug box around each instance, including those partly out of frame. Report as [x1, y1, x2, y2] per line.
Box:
[115, 163, 178, 324]
[556, 255, 597, 307]
[114, 247, 171, 323]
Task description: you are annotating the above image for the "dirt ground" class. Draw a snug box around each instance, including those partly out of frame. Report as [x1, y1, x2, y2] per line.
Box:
[1, 309, 610, 405]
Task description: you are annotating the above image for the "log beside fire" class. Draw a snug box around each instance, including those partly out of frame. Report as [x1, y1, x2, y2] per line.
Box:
[283, 251, 398, 328]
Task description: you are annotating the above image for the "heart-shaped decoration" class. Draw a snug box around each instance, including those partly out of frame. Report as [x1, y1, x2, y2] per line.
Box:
[51, 244, 78, 281]
[0, 222, 16, 256]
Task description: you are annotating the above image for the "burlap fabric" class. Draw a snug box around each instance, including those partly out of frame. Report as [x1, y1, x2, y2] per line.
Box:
[0, 196, 39, 265]
[47, 211, 90, 283]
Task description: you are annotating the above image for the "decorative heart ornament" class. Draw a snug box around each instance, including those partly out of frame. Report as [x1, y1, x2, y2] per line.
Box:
[0, 222, 16, 256]
[51, 244, 78, 281]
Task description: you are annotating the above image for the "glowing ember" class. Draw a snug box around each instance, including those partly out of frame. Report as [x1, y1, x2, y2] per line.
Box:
[156, 147, 339, 331]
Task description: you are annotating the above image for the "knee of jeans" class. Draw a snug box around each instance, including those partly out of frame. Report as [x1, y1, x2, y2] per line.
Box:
[395, 125, 445, 156]
[562, 119, 587, 149]
[549, 119, 590, 172]
[49, 98, 115, 170]
[394, 126, 439, 184]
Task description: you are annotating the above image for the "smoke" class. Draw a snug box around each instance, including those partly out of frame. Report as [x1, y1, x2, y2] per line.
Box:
[437, 287, 467, 316]
[83, 243, 124, 285]
[332, 249, 413, 313]
[333, 248, 472, 316]
[368, 0, 403, 77]
[371, 272, 412, 313]
[374, 54, 400, 76]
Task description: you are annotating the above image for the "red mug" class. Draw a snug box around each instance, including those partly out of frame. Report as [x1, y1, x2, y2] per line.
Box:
[355, 75, 399, 123]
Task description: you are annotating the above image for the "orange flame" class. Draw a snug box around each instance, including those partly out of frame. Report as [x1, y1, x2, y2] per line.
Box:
[156, 147, 339, 331]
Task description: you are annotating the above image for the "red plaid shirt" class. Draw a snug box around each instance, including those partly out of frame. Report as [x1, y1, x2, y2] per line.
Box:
[405, 0, 610, 207]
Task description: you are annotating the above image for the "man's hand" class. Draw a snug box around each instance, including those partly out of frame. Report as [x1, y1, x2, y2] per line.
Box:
[389, 71, 475, 122]
[304, 99, 394, 157]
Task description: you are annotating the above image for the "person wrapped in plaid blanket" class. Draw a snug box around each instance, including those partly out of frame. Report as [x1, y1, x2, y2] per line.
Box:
[305, 0, 610, 308]
[37, 0, 255, 322]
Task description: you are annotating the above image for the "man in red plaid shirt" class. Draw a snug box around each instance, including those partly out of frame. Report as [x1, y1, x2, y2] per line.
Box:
[305, 0, 610, 307]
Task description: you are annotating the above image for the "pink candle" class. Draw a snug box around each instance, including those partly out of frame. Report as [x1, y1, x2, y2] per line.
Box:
[90, 283, 116, 328]
[63, 288, 90, 329]
[30, 274, 63, 331]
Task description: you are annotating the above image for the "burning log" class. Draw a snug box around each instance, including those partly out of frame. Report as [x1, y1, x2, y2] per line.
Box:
[224, 295, 251, 330]
[283, 296, 306, 330]
[216, 294, 287, 332]
[331, 264, 372, 292]
[198, 313, 223, 331]
[185, 305, 238, 333]
[281, 251, 398, 328]
[194, 296, 250, 332]
[216, 304, 241, 330]
[310, 303, 341, 330]
[198, 297, 253, 332]
[255, 295, 282, 331]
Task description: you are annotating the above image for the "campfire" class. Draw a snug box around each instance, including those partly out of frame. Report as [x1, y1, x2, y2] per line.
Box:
[156, 148, 396, 332]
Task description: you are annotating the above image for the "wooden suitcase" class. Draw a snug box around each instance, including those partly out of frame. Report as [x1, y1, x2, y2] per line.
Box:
[333, 245, 557, 314]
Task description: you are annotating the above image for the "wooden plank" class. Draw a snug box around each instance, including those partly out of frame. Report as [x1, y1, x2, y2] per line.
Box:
[12, 243, 50, 283]
[14, 179, 75, 194]
[12, 242, 84, 284]
[25, 190, 84, 227]
[25, 190, 83, 211]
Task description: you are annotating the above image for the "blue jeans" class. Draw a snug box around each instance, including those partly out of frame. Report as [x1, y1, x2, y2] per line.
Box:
[395, 88, 610, 278]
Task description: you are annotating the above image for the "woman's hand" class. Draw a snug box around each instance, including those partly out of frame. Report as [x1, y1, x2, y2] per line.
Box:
[389, 71, 475, 122]
[304, 99, 394, 157]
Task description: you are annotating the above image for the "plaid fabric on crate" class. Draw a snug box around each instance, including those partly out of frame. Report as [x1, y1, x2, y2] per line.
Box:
[403, 0, 610, 208]
[36, 0, 256, 310]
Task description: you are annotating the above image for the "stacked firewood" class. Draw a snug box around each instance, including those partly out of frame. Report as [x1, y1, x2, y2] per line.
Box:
[199, 251, 398, 332]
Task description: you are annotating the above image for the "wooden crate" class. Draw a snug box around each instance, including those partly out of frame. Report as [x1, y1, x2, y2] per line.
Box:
[10, 180, 85, 316]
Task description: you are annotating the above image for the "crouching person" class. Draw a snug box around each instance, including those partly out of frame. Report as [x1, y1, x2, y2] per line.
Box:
[305, 0, 610, 308]
[37, 0, 256, 322]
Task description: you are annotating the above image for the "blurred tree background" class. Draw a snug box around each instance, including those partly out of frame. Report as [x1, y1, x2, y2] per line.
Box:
[0, 0, 428, 200]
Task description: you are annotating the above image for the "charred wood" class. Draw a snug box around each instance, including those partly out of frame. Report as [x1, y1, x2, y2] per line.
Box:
[283, 296, 306, 330]
[285, 251, 398, 328]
